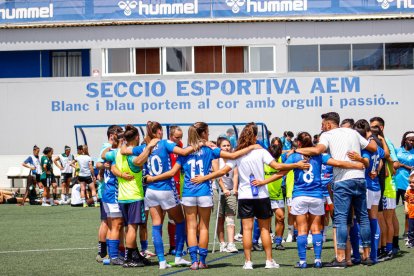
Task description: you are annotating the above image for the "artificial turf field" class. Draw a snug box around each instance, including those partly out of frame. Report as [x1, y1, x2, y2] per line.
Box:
[0, 204, 412, 276]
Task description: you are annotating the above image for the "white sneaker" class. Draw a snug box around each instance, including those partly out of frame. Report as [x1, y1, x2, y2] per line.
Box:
[243, 261, 253, 269]
[174, 257, 191, 266]
[265, 259, 280, 269]
[286, 234, 293, 243]
[234, 233, 243, 242]
[159, 260, 172, 270]
[226, 242, 238, 253]
[41, 203, 51, 207]
[220, 242, 227, 252]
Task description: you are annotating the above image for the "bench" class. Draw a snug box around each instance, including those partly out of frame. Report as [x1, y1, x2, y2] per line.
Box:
[6, 167, 30, 188]
[6, 166, 61, 188]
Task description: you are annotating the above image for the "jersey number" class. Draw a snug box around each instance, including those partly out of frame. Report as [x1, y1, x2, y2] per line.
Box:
[303, 163, 314, 184]
[188, 159, 204, 179]
[149, 155, 163, 176]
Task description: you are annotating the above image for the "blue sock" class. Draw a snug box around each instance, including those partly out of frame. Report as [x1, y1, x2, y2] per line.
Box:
[253, 219, 260, 244]
[199, 247, 208, 265]
[297, 235, 307, 262]
[140, 240, 148, 252]
[175, 222, 186, 258]
[275, 236, 283, 245]
[188, 246, 198, 264]
[107, 239, 120, 259]
[312, 233, 323, 260]
[369, 219, 380, 262]
[152, 225, 165, 262]
[293, 229, 298, 239]
[350, 222, 361, 261]
[386, 242, 393, 253]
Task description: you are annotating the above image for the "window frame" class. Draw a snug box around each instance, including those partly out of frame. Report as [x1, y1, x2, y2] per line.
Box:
[248, 45, 276, 73]
[193, 45, 224, 75]
[135, 47, 162, 76]
[103, 48, 135, 76]
[162, 46, 194, 75]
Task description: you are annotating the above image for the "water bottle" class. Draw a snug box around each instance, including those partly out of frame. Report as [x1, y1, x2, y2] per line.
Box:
[250, 174, 259, 197]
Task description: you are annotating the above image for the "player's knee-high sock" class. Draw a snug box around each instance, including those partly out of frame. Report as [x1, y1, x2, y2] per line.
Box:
[312, 233, 323, 262]
[152, 225, 165, 262]
[199, 247, 208, 265]
[297, 235, 307, 264]
[188, 246, 198, 264]
[370, 218, 380, 262]
[175, 222, 185, 258]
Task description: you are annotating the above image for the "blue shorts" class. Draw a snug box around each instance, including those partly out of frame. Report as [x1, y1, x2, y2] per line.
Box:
[119, 200, 146, 226]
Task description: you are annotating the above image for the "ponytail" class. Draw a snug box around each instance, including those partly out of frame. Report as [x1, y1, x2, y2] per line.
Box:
[188, 125, 202, 151]
[297, 132, 313, 148]
[144, 121, 162, 145]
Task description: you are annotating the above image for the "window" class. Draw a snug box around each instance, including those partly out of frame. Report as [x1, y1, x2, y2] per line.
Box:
[136, 48, 160, 74]
[105, 48, 132, 74]
[194, 46, 222, 73]
[249, 46, 274, 72]
[320, 44, 350, 71]
[353, 44, 383, 70]
[52, 51, 82, 77]
[165, 47, 193, 73]
[385, 43, 414, 70]
[288, 45, 318, 72]
[225, 46, 248, 73]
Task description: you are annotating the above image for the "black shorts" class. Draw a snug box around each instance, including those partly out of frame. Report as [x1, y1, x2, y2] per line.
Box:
[78, 176, 93, 184]
[62, 173, 73, 182]
[41, 175, 56, 187]
[238, 198, 273, 220]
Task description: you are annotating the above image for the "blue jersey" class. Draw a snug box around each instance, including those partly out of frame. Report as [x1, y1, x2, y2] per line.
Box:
[362, 146, 385, 192]
[286, 153, 325, 199]
[177, 146, 221, 197]
[102, 149, 118, 204]
[143, 140, 176, 191]
[395, 147, 414, 190]
[129, 144, 145, 173]
[281, 137, 292, 151]
[23, 155, 41, 175]
[321, 153, 333, 197]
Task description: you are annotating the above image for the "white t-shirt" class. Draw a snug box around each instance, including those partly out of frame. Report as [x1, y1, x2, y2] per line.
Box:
[75, 155, 92, 177]
[60, 154, 74, 174]
[318, 127, 368, 182]
[71, 184, 82, 205]
[227, 149, 274, 199]
[219, 158, 235, 190]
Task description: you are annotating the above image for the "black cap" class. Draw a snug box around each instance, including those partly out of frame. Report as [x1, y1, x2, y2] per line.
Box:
[33, 145, 39, 150]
